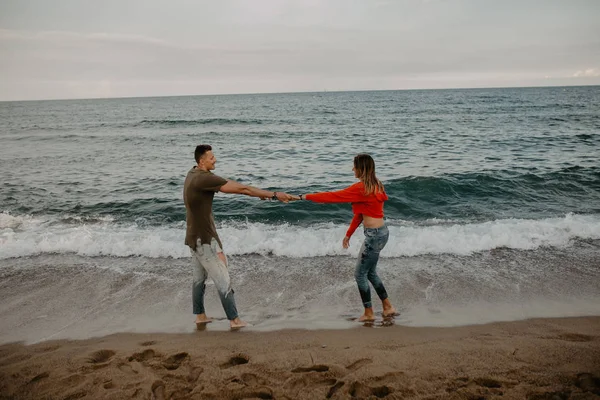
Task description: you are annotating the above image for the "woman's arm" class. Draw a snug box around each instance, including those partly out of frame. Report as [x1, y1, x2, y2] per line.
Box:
[303, 183, 363, 203]
[343, 214, 363, 248]
[346, 213, 363, 238]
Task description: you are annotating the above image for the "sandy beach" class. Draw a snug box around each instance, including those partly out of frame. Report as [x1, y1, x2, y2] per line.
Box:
[1, 317, 599, 399]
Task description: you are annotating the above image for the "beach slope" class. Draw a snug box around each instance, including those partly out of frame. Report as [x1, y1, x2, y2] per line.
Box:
[1, 317, 599, 399]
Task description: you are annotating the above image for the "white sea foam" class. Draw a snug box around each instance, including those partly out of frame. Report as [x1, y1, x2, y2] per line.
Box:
[1, 212, 599, 259]
[0, 212, 25, 230]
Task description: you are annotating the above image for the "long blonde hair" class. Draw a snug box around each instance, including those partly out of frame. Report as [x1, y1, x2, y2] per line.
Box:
[354, 154, 385, 196]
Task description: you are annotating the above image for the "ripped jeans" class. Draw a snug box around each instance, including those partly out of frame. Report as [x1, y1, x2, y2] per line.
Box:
[190, 238, 239, 320]
[355, 225, 389, 309]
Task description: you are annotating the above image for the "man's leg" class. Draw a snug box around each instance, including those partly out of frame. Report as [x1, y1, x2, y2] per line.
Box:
[190, 247, 212, 325]
[204, 240, 246, 329]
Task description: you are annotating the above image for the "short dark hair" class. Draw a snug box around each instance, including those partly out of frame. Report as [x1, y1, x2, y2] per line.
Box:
[194, 144, 212, 163]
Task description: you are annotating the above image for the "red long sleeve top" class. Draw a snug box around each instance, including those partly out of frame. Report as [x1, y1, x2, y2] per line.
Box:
[305, 182, 388, 238]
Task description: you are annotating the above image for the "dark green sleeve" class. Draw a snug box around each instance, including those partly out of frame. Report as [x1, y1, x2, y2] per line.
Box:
[200, 173, 228, 192]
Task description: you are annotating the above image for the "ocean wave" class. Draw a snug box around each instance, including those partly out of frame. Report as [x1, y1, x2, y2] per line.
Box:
[3, 166, 598, 226]
[136, 118, 264, 127]
[383, 166, 600, 219]
[1, 212, 599, 259]
[7, 118, 267, 133]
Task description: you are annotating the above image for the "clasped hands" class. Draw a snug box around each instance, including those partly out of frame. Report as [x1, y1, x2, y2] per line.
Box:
[261, 192, 301, 203]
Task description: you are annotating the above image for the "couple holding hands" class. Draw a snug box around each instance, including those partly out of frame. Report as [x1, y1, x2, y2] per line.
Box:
[183, 145, 396, 329]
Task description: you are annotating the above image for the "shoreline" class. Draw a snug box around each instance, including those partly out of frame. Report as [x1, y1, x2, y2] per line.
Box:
[1, 316, 599, 399]
[2, 249, 600, 345]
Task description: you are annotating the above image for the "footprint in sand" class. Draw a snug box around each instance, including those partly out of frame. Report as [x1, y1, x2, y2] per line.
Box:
[220, 354, 250, 369]
[187, 366, 204, 383]
[446, 376, 504, 396]
[59, 374, 86, 387]
[35, 344, 61, 353]
[285, 375, 336, 391]
[162, 352, 190, 370]
[234, 386, 274, 399]
[349, 381, 392, 398]
[370, 371, 417, 397]
[346, 358, 373, 372]
[117, 362, 139, 375]
[321, 378, 338, 386]
[28, 371, 50, 385]
[128, 349, 157, 362]
[1, 353, 32, 365]
[473, 377, 502, 388]
[87, 349, 116, 364]
[286, 365, 334, 391]
[169, 387, 193, 398]
[62, 390, 87, 400]
[557, 333, 594, 342]
[151, 380, 166, 400]
[240, 372, 271, 386]
[291, 364, 329, 373]
[102, 380, 115, 390]
[140, 341, 156, 346]
[526, 390, 571, 400]
[240, 373, 259, 386]
[577, 373, 600, 395]
[131, 388, 144, 398]
[327, 381, 345, 399]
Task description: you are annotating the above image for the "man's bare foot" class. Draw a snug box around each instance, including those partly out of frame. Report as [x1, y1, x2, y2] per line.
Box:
[195, 314, 213, 329]
[230, 318, 248, 330]
[358, 307, 375, 322]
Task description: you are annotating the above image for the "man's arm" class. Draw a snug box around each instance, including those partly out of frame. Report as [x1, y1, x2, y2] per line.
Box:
[220, 180, 294, 202]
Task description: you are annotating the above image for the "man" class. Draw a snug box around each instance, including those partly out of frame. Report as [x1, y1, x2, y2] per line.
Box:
[183, 144, 294, 330]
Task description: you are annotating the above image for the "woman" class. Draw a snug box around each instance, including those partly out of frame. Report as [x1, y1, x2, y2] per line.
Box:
[297, 154, 396, 322]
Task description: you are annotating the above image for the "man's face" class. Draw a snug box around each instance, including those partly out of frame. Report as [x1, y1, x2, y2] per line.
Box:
[200, 150, 217, 170]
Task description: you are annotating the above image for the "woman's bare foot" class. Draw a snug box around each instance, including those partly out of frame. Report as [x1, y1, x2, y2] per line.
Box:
[358, 307, 375, 322]
[230, 318, 248, 330]
[382, 299, 397, 317]
[382, 308, 397, 317]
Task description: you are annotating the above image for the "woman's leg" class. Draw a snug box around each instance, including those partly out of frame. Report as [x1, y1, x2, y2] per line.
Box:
[366, 257, 388, 302]
[367, 228, 396, 316]
[355, 238, 377, 321]
[366, 262, 396, 316]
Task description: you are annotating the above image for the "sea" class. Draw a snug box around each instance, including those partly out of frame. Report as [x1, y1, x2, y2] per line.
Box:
[1, 86, 599, 343]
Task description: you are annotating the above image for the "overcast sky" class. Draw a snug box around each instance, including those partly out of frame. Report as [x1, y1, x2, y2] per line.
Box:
[1, 0, 599, 101]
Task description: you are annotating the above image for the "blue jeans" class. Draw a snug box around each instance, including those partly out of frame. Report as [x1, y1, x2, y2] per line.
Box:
[190, 238, 239, 320]
[355, 225, 389, 308]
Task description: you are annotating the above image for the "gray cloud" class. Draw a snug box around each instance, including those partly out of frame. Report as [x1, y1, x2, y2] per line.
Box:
[1, 0, 599, 100]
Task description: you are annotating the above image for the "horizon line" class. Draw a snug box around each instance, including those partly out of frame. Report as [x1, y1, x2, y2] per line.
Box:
[1, 82, 599, 103]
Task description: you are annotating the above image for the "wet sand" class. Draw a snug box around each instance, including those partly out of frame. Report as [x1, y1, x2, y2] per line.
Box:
[1, 317, 599, 399]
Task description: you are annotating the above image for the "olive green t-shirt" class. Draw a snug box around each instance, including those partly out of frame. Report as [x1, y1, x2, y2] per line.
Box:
[183, 167, 228, 250]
